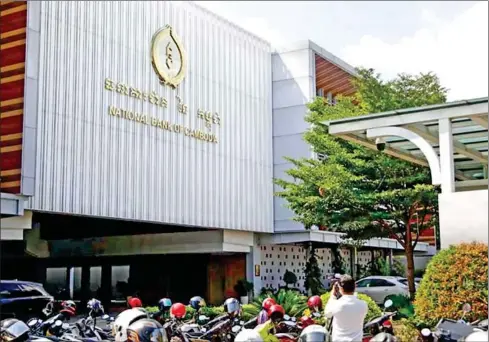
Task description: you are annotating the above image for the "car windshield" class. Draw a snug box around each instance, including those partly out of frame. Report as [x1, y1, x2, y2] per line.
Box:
[1, 282, 51, 298]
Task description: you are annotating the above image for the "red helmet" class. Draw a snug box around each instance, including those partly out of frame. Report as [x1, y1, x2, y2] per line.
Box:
[60, 300, 76, 316]
[170, 303, 187, 319]
[307, 295, 322, 310]
[128, 297, 143, 308]
[262, 298, 276, 312]
[268, 304, 285, 321]
[300, 316, 315, 328]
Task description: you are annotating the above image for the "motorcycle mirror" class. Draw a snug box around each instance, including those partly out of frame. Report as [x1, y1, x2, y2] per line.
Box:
[231, 325, 241, 333]
[62, 323, 70, 330]
[384, 300, 393, 309]
[283, 315, 290, 321]
[421, 328, 431, 337]
[462, 303, 472, 313]
[102, 314, 110, 320]
[55, 320, 63, 327]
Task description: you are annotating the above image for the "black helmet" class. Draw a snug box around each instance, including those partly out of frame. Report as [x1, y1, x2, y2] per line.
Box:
[126, 318, 167, 342]
[223, 298, 241, 318]
[158, 298, 172, 312]
[0, 319, 30, 342]
[299, 324, 330, 342]
[189, 296, 206, 311]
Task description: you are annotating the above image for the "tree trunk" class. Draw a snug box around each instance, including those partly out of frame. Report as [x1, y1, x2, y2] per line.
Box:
[405, 246, 416, 300]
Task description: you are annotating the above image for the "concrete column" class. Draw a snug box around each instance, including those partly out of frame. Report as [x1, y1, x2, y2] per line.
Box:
[252, 235, 262, 297]
[246, 248, 254, 282]
[439, 118, 455, 193]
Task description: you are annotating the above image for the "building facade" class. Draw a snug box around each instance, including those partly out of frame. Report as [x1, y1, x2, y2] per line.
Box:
[1, 0, 431, 306]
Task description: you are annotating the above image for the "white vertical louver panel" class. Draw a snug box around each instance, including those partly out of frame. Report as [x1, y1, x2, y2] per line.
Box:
[28, 1, 274, 233]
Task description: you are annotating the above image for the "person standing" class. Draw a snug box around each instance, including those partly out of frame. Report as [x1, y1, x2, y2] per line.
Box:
[324, 274, 368, 342]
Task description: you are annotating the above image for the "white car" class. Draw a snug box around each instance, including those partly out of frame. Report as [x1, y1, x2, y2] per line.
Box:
[355, 276, 417, 305]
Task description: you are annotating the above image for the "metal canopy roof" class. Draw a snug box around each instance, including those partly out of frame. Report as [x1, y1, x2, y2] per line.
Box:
[259, 230, 430, 253]
[325, 98, 488, 184]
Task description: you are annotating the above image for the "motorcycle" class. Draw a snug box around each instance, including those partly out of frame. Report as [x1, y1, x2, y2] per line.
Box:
[362, 299, 396, 342]
[419, 303, 488, 342]
[274, 317, 301, 342]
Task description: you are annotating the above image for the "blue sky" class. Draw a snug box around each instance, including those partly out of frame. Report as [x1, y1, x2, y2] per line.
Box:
[198, 1, 488, 101]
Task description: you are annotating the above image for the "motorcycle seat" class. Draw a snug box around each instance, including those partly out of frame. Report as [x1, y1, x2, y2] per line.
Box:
[184, 332, 203, 338]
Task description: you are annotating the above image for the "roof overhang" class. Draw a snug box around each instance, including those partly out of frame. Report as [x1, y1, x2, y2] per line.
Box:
[324, 98, 489, 185]
[259, 230, 430, 254]
[26, 229, 255, 258]
[1, 192, 27, 217]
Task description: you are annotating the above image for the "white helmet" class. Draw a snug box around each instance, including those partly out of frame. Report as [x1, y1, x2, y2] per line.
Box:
[299, 324, 330, 342]
[464, 330, 488, 342]
[235, 329, 264, 342]
[113, 308, 149, 342]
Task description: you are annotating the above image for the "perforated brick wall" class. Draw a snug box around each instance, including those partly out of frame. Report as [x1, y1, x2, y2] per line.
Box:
[257, 245, 372, 292]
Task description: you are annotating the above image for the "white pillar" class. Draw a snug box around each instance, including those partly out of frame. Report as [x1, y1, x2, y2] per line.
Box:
[438, 118, 455, 193]
[252, 236, 262, 297]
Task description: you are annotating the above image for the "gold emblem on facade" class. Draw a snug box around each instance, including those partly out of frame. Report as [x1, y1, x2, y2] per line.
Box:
[151, 25, 187, 88]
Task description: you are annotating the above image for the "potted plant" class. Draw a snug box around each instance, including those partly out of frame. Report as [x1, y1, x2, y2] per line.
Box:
[234, 279, 254, 304]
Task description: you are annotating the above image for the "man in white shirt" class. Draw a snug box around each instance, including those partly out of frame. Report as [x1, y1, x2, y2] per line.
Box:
[324, 274, 368, 341]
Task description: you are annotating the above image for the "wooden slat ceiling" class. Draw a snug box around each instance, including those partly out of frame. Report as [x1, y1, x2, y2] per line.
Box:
[0, 0, 27, 194]
[315, 54, 356, 96]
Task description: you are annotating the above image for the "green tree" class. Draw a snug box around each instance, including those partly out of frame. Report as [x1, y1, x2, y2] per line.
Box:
[283, 269, 298, 288]
[275, 68, 446, 299]
[304, 245, 323, 295]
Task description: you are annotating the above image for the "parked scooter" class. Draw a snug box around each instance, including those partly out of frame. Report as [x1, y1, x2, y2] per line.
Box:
[419, 303, 488, 342]
[362, 299, 396, 342]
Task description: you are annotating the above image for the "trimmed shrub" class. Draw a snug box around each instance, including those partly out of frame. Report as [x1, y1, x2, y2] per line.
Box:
[414, 242, 488, 326]
[303, 292, 382, 324]
[393, 319, 420, 342]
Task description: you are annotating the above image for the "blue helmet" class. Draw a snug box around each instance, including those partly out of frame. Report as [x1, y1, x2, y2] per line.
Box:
[189, 296, 206, 310]
[158, 298, 172, 311]
[87, 298, 103, 315]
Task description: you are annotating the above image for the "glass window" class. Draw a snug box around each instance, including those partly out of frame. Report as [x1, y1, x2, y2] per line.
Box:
[356, 279, 371, 288]
[398, 278, 408, 286]
[89, 267, 102, 298]
[111, 266, 130, 301]
[370, 279, 396, 287]
[0, 283, 47, 299]
[45, 268, 68, 298]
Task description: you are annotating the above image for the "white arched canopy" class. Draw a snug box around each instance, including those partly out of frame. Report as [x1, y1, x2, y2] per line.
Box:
[366, 126, 442, 185]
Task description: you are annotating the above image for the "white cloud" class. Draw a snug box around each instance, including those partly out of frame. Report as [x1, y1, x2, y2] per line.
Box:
[196, 2, 287, 47]
[340, 2, 488, 101]
[238, 17, 287, 47]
